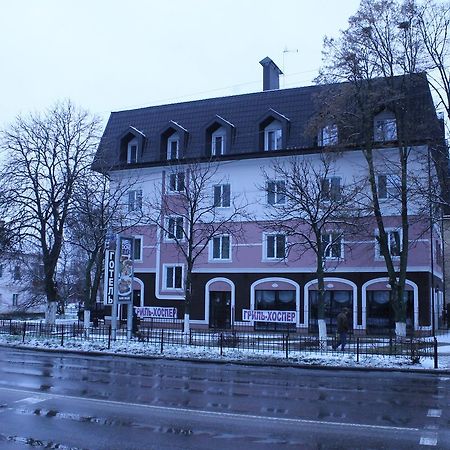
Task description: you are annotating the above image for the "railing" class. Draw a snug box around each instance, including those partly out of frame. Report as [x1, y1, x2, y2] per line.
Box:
[0, 320, 437, 366]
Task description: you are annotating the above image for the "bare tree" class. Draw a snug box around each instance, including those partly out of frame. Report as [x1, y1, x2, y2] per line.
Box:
[0, 100, 100, 324]
[145, 159, 250, 333]
[262, 153, 363, 345]
[66, 169, 143, 313]
[318, 0, 445, 336]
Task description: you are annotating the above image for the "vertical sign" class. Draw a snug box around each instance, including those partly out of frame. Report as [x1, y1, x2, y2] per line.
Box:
[103, 250, 115, 305]
[118, 237, 134, 304]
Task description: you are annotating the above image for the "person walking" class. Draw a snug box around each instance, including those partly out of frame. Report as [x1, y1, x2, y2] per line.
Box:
[333, 307, 350, 351]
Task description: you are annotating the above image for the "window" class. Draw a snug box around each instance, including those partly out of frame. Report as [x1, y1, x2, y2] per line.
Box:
[12, 293, 19, 306]
[127, 138, 138, 164]
[318, 124, 338, 146]
[374, 116, 397, 141]
[211, 235, 231, 260]
[128, 190, 142, 213]
[213, 184, 231, 207]
[166, 216, 184, 240]
[377, 174, 399, 199]
[264, 121, 283, 151]
[13, 265, 21, 281]
[167, 135, 180, 160]
[165, 265, 183, 289]
[134, 237, 142, 261]
[376, 229, 401, 258]
[0, 264, 3, 278]
[267, 180, 286, 205]
[168, 171, 185, 193]
[322, 177, 341, 201]
[265, 234, 286, 260]
[211, 129, 226, 156]
[322, 232, 343, 259]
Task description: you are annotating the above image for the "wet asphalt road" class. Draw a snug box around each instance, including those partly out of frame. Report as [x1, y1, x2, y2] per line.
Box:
[0, 347, 449, 449]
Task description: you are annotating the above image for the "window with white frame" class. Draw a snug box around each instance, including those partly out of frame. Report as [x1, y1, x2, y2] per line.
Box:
[321, 176, 341, 202]
[167, 134, 180, 160]
[322, 232, 343, 259]
[318, 124, 338, 146]
[211, 129, 226, 156]
[0, 264, 3, 278]
[134, 237, 142, 261]
[267, 180, 286, 205]
[213, 184, 231, 207]
[264, 234, 286, 260]
[164, 265, 183, 289]
[264, 121, 283, 151]
[374, 113, 397, 141]
[128, 190, 142, 213]
[13, 265, 21, 281]
[376, 229, 401, 258]
[127, 138, 138, 164]
[376, 174, 399, 200]
[166, 216, 184, 241]
[12, 293, 19, 306]
[168, 171, 185, 193]
[211, 235, 231, 260]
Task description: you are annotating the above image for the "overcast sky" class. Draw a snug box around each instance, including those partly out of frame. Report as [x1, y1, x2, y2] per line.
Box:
[0, 0, 361, 127]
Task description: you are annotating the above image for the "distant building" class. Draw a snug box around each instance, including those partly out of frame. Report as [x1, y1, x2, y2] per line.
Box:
[94, 58, 447, 334]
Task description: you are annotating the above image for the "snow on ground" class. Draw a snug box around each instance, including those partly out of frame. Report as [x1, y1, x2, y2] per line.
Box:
[1, 331, 449, 372]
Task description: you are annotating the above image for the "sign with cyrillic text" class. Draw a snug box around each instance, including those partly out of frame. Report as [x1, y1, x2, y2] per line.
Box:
[242, 309, 297, 323]
[103, 250, 115, 305]
[134, 307, 178, 319]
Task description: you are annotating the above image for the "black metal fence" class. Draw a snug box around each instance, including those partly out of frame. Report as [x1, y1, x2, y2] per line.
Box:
[0, 320, 438, 365]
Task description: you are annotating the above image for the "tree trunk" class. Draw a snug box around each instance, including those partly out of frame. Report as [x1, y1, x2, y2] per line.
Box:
[45, 301, 57, 325]
[183, 266, 193, 335]
[316, 254, 328, 348]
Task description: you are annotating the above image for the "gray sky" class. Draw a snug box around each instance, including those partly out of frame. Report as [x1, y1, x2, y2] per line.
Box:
[0, 0, 361, 127]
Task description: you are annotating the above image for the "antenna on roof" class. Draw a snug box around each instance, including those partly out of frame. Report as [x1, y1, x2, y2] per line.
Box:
[282, 47, 299, 88]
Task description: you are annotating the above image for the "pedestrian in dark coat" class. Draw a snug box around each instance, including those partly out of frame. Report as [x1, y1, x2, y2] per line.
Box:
[333, 307, 350, 351]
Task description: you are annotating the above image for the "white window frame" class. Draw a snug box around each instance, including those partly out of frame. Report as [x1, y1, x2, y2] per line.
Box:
[12, 293, 19, 306]
[318, 124, 338, 146]
[128, 189, 142, 213]
[322, 176, 341, 202]
[163, 264, 184, 290]
[165, 216, 184, 241]
[167, 134, 180, 160]
[322, 232, 343, 259]
[263, 233, 286, 260]
[210, 235, 231, 261]
[375, 228, 402, 259]
[127, 138, 138, 164]
[267, 180, 286, 206]
[264, 121, 282, 151]
[213, 184, 231, 208]
[374, 116, 397, 142]
[167, 171, 185, 193]
[133, 236, 143, 262]
[376, 174, 399, 200]
[211, 128, 226, 156]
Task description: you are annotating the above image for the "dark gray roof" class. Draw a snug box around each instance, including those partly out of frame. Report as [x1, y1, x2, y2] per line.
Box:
[93, 73, 442, 171]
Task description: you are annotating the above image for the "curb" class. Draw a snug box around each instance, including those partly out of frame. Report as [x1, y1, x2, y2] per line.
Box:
[1, 342, 449, 375]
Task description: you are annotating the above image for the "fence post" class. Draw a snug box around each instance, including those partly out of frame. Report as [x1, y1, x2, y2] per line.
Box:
[108, 325, 112, 349]
[9, 319, 12, 335]
[189, 328, 192, 345]
[356, 338, 360, 363]
[60, 325, 64, 347]
[220, 332, 224, 356]
[434, 337, 438, 369]
[160, 328, 164, 353]
[22, 322, 26, 342]
[285, 333, 289, 359]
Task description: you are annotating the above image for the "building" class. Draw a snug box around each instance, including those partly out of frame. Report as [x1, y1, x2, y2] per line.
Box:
[94, 58, 446, 335]
[0, 254, 45, 315]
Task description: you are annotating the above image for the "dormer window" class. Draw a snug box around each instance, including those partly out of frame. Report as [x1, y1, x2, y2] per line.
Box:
[167, 134, 180, 160]
[374, 111, 397, 142]
[127, 138, 138, 163]
[212, 128, 226, 156]
[264, 121, 283, 151]
[318, 124, 338, 146]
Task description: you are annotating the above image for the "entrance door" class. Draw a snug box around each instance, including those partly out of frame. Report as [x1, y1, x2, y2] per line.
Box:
[209, 291, 231, 329]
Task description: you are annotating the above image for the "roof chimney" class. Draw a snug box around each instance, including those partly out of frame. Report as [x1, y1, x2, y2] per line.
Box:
[259, 57, 283, 91]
